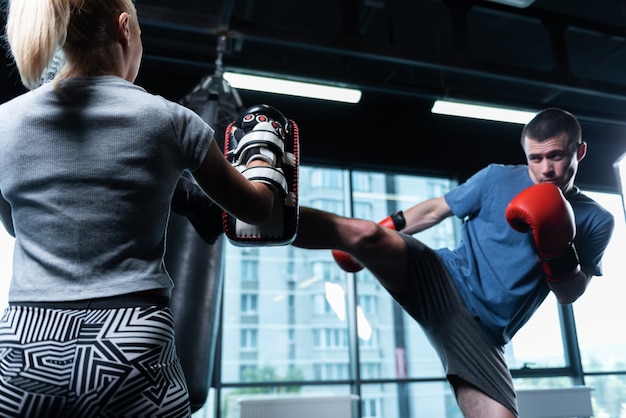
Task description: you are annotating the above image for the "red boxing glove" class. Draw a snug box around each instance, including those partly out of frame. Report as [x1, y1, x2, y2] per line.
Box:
[505, 183, 581, 282]
[332, 211, 406, 273]
[332, 250, 364, 273]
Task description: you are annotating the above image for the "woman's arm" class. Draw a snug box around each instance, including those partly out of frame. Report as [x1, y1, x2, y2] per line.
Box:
[192, 140, 275, 226]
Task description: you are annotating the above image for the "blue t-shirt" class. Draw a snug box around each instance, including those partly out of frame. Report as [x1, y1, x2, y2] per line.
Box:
[437, 164, 614, 345]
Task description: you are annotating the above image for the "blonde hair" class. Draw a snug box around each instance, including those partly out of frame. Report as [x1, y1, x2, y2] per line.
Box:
[6, 0, 135, 90]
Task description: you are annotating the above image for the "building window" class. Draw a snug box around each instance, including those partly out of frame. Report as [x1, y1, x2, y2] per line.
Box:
[240, 294, 257, 314]
[312, 260, 343, 282]
[240, 329, 257, 350]
[353, 201, 373, 220]
[358, 295, 378, 316]
[310, 198, 344, 214]
[361, 396, 381, 418]
[360, 362, 382, 379]
[310, 170, 343, 189]
[353, 172, 372, 192]
[241, 259, 258, 282]
[312, 294, 333, 315]
[313, 328, 348, 349]
[359, 329, 379, 348]
[313, 362, 349, 380]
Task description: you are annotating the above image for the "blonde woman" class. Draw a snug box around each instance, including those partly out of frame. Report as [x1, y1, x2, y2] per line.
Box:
[0, 0, 290, 416]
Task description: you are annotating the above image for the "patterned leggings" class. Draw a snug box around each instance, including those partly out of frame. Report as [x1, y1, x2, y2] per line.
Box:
[0, 302, 191, 418]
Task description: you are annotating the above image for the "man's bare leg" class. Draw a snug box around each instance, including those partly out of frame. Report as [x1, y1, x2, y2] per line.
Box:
[452, 377, 517, 418]
[293, 207, 410, 296]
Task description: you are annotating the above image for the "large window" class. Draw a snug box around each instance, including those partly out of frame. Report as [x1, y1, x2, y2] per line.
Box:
[213, 167, 458, 417]
[200, 166, 626, 418]
[571, 191, 626, 418]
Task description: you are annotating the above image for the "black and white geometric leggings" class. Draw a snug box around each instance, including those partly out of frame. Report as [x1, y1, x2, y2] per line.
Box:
[0, 302, 191, 418]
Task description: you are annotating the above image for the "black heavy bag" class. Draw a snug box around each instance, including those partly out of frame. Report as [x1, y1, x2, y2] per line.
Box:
[166, 74, 244, 412]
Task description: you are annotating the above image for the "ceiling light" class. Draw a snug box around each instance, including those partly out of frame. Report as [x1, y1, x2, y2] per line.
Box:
[223, 71, 362, 104]
[431, 100, 536, 124]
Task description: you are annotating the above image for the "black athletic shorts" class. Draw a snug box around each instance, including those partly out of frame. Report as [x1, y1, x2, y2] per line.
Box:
[389, 232, 518, 416]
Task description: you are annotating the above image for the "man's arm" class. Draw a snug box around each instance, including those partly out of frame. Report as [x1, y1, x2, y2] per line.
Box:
[401, 196, 454, 234]
[505, 183, 587, 305]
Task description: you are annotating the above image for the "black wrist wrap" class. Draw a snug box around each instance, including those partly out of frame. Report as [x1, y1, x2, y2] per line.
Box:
[541, 245, 580, 280]
[391, 210, 406, 231]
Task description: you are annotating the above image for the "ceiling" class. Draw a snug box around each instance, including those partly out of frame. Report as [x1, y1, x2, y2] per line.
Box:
[4, 0, 626, 191]
[133, 0, 626, 121]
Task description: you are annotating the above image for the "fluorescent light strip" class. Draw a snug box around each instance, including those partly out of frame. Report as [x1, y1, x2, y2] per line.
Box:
[485, 0, 536, 8]
[223, 71, 362, 104]
[431, 100, 536, 124]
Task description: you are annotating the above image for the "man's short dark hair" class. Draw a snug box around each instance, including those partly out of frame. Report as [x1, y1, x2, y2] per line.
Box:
[521, 108, 582, 153]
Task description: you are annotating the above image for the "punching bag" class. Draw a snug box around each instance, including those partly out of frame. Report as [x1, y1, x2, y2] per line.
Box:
[166, 73, 244, 412]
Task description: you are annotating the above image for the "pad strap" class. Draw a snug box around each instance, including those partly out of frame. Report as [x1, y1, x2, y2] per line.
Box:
[241, 165, 288, 198]
[228, 129, 285, 166]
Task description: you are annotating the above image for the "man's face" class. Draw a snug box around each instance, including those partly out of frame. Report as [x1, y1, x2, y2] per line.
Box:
[523, 132, 585, 193]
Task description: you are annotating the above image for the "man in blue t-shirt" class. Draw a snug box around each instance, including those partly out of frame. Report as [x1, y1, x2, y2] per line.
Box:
[293, 108, 615, 417]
